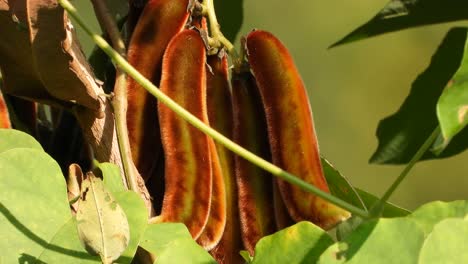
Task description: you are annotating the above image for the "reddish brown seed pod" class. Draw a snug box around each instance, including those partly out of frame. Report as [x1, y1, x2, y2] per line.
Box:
[197, 137, 227, 250]
[156, 29, 212, 239]
[196, 55, 230, 251]
[273, 179, 295, 230]
[245, 30, 350, 230]
[205, 55, 243, 264]
[232, 70, 276, 255]
[126, 0, 190, 181]
[0, 90, 11, 128]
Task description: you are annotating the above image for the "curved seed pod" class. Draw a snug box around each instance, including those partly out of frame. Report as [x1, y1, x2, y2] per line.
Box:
[0, 89, 11, 128]
[126, 0, 149, 40]
[197, 54, 227, 249]
[205, 55, 243, 263]
[232, 70, 276, 255]
[246, 30, 350, 229]
[273, 179, 294, 230]
[157, 30, 212, 239]
[197, 138, 227, 250]
[126, 0, 190, 181]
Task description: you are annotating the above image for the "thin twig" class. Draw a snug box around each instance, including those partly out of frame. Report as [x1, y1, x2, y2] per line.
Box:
[89, 0, 139, 192]
[90, 0, 125, 54]
[371, 127, 440, 217]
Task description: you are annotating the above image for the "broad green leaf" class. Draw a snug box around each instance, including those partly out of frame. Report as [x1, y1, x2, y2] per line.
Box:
[214, 0, 243, 42]
[418, 218, 468, 264]
[0, 148, 74, 262]
[356, 188, 410, 217]
[335, 216, 364, 242]
[139, 223, 216, 264]
[252, 222, 334, 264]
[409, 200, 468, 234]
[76, 173, 130, 263]
[96, 161, 147, 263]
[0, 128, 43, 153]
[37, 218, 100, 263]
[370, 27, 468, 164]
[156, 237, 216, 264]
[322, 158, 366, 210]
[331, 0, 468, 47]
[436, 37, 468, 148]
[318, 218, 425, 264]
[114, 191, 148, 263]
[98, 162, 126, 193]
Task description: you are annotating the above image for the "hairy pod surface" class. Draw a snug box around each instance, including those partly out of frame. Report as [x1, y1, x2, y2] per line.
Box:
[205, 55, 243, 264]
[197, 55, 230, 251]
[273, 179, 295, 230]
[246, 30, 350, 229]
[126, 0, 190, 181]
[197, 137, 227, 250]
[157, 30, 212, 239]
[232, 70, 276, 255]
[0, 90, 11, 128]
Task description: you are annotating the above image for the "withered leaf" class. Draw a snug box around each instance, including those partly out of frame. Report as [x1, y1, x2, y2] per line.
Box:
[0, 0, 103, 112]
[76, 172, 130, 263]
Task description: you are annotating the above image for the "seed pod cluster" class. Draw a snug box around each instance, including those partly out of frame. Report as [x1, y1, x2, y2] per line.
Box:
[127, 2, 350, 262]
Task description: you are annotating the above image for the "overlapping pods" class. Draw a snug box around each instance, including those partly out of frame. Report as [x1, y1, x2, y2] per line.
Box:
[156, 29, 212, 239]
[205, 55, 243, 263]
[231, 69, 276, 255]
[126, 0, 190, 181]
[245, 30, 350, 229]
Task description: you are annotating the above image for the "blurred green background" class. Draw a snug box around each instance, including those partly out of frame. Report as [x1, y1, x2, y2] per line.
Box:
[74, 0, 468, 211]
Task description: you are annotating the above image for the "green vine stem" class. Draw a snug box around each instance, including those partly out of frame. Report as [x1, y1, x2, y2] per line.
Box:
[58, 0, 369, 219]
[89, 0, 138, 192]
[201, 0, 233, 52]
[201, 0, 241, 66]
[370, 127, 440, 217]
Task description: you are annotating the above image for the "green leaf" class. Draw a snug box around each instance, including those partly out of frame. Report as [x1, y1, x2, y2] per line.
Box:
[409, 200, 468, 234]
[318, 218, 425, 264]
[418, 218, 468, 263]
[335, 216, 364, 242]
[104, 0, 127, 21]
[76, 173, 130, 263]
[98, 162, 126, 193]
[113, 191, 148, 263]
[95, 161, 147, 263]
[370, 27, 468, 164]
[436, 37, 468, 148]
[37, 218, 100, 263]
[240, 250, 253, 263]
[252, 222, 334, 264]
[214, 0, 243, 42]
[356, 188, 410, 217]
[139, 223, 216, 264]
[331, 0, 468, 47]
[0, 128, 43, 153]
[322, 158, 366, 210]
[0, 148, 78, 262]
